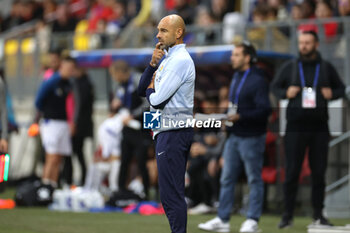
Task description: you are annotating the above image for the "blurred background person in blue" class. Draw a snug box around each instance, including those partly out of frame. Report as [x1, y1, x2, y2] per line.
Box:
[35, 57, 77, 189]
[199, 41, 271, 233]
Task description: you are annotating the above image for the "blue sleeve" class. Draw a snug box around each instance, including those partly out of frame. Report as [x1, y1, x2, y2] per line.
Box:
[146, 88, 170, 109]
[239, 76, 271, 121]
[35, 75, 60, 111]
[146, 88, 155, 104]
[138, 64, 158, 97]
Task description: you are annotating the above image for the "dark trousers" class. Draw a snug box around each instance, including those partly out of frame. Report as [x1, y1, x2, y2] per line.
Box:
[283, 123, 329, 218]
[62, 135, 87, 185]
[118, 127, 151, 196]
[187, 156, 213, 206]
[156, 128, 193, 233]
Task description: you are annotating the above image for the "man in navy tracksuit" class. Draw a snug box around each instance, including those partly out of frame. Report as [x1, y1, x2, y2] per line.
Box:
[138, 15, 195, 233]
[199, 42, 271, 233]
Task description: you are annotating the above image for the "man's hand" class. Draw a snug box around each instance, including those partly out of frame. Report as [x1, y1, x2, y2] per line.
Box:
[147, 71, 156, 89]
[150, 42, 165, 67]
[207, 159, 218, 177]
[227, 114, 240, 123]
[286, 86, 301, 99]
[111, 98, 122, 111]
[122, 115, 133, 126]
[70, 123, 76, 136]
[321, 87, 332, 100]
[0, 139, 8, 153]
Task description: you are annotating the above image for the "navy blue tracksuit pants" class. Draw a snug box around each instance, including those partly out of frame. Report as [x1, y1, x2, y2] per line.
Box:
[155, 128, 194, 233]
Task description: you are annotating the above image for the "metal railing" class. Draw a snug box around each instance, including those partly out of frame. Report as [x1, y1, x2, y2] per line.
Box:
[0, 20, 38, 40]
[2, 17, 350, 99]
[326, 131, 350, 193]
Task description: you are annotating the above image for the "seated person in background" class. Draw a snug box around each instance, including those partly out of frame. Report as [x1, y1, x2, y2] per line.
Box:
[187, 96, 226, 214]
[194, 6, 217, 46]
[248, 4, 289, 52]
[315, 0, 338, 40]
[218, 86, 229, 113]
[84, 107, 140, 193]
[291, 4, 303, 21]
[335, 0, 350, 57]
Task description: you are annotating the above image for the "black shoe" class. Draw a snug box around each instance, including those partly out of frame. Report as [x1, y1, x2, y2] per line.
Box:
[310, 216, 334, 227]
[278, 216, 293, 229]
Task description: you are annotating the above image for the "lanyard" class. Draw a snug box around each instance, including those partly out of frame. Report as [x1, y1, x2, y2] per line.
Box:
[298, 62, 320, 88]
[229, 69, 250, 105]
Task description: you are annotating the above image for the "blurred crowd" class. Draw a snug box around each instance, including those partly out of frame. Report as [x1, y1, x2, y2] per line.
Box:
[1, 0, 350, 49]
[248, 0, 350, 43]
[251, 0, 350, 22]
[0, 0, 233, 33]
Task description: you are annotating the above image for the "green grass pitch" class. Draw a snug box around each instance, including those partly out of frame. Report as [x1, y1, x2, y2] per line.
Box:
[0, 188, 349, 233]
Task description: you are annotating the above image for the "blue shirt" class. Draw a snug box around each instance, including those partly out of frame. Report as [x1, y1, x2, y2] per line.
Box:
[35, 72, 71, 120]
[143, 44, 195, 137]
[227, 67, 271, 137]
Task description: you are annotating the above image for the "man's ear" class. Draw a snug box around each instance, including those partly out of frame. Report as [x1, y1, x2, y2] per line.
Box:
[245, 55, 251, 64]
[315, 41, 320, 49]
[176, 28, 183, 39]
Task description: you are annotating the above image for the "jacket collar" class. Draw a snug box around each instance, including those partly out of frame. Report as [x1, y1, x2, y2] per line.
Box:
[166, 43, 186, 57]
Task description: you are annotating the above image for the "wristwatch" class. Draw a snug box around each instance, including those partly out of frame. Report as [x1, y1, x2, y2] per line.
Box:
[150, 62, 157, 68]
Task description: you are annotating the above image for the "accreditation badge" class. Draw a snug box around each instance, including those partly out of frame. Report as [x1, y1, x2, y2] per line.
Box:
[302, 87, 316, 108]
[227, 102, 238, 116]
[225, 102, 238, 126]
